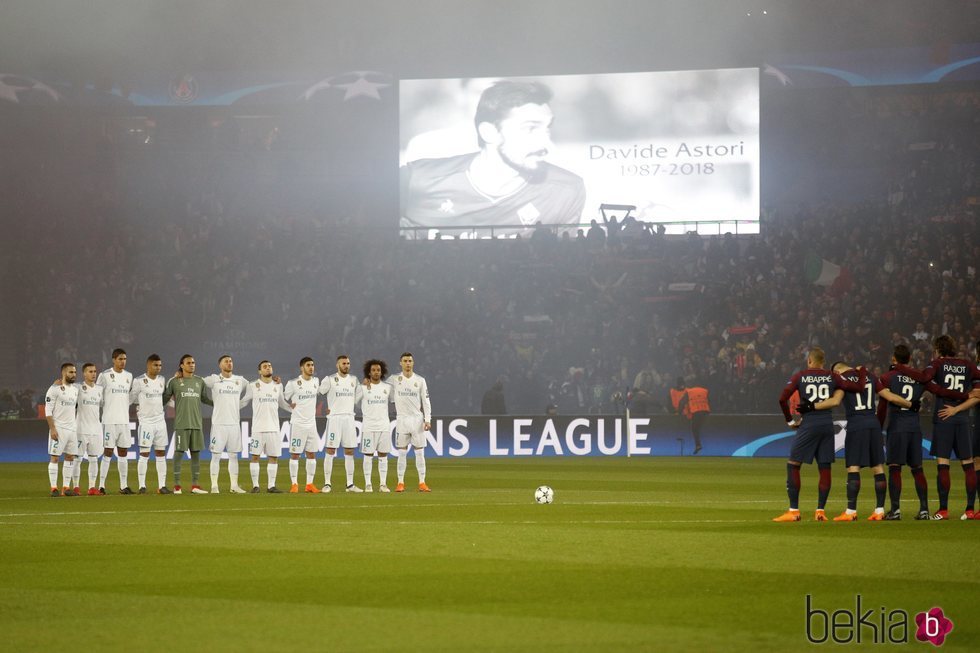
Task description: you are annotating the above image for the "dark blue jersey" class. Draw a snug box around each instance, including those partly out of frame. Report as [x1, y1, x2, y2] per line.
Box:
[779, 367, 864, 426]
[879, 365, 925, 432]
[838, 369, 885, 429]
[921, 357, 980, 424]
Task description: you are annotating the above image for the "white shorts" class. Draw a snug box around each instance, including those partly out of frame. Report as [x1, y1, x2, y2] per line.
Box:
[289, 424, 321, 454]
[210, 424, 243, 454]
[324, 415, 357, 450]
[395, 415, 426, 449]
[103, 424, 132, 449]
[137, 422, 169, 451]
[48, 428, 78, 457]
[360, 430, 391, 456]
[78, 433, 102, 457]
[249, 431, 282, 458]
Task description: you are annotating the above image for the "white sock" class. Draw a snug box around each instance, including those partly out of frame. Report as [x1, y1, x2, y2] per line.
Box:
[155, 457, 167, 488]
[305, 458, 316, 485]
[61, 460, 74, 488]
[289, 458, 299, 484]
[345, 454, 355, 486]
[87, 456, 99, 487]
[99, 457, 111, 488]
[415, 448, 426, 483]
[138, 456, 148, 487]
[250, 462, 260, 487]
[378, 456, 388, 485]
[210, 455, 221, 487]
[267, 462, 278, 488]
[72, 456, 82, 487]
[324, 453, 335, 486]
[118, 456, 129, 487]
[363, 456, 374, 486]
[228, 457, 240, 487]
[48, 462, 59, 488]
[397, 451, 407, 483]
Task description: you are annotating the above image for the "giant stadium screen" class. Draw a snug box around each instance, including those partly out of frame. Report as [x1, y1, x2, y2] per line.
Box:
[399, 68, 759, 239]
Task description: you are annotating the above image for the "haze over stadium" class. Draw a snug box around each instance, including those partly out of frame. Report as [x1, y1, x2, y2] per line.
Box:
[1, 1, 979, 651]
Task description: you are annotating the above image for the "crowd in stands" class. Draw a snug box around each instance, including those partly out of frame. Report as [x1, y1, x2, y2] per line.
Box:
[2, 86, 978, 418]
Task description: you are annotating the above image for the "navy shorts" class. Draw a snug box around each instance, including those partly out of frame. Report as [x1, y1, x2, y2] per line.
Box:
[929, 422, 973, 460]
[844, 426, 885, 468]
[789, 422, 835, 465]
[885, 429, 923, 467]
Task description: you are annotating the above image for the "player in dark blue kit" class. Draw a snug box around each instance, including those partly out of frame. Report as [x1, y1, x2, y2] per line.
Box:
[926, 335, 980, 519]
[877, 343, 967, 520]
[773, 347, 866, 522]
[823, 361, 911, 521]
[401, 80, 586, 238]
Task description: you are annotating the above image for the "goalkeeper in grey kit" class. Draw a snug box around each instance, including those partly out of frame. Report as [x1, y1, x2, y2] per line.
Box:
[163, 355, 213, 494]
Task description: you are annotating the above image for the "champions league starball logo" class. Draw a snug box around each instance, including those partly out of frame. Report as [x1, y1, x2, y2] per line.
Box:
[301, 71, 391, 102]
[0, 74, 61, 104]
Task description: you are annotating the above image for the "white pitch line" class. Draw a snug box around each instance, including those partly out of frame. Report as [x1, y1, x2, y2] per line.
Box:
[0, 502, 534, 518]
[0, 518, 753, 526]
[0, 498, 783, 517]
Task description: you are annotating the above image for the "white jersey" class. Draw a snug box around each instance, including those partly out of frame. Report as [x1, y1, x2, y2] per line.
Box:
[284, 376, 320, 428]
[388, 373, 431, 421]
[242, 379, 291, 433]
[203, 373, 249, 425]
[96, 368, 133, 425]
[130, 374, 166, 426]
[45, 383, 79, 431]
[360, 381, 391, 432]
[76, 382, 104, 435]
[318, 374, 362, 416]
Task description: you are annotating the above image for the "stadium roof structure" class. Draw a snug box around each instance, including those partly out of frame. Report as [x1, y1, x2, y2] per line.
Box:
[1, 0, 978, 79]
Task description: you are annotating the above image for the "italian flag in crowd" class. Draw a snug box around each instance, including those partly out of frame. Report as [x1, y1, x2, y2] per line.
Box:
[805, 254, 852, 294]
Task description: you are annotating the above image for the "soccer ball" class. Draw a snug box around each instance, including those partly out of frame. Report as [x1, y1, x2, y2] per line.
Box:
[534, 485, 554, 504]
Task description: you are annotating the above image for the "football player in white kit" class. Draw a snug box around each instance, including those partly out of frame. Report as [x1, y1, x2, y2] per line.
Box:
[130, 354, 172, 494]
[390, 352, 432, 492]
[45, 363, 80, 496]
[97, 348, 135, 494]
[241, 360, 292, 493]
[75, 363, 105, 495]
[318, 355, 364, 493]
[203, 355, 249, 493]
[283, 357, 322, 493]
[360, 359, 393, 493]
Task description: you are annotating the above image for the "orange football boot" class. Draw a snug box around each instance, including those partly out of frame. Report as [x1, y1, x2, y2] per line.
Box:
[772, 510, 801, 522]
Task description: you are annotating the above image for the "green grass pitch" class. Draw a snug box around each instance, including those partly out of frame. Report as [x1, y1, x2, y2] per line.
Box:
[1, 457, 977, 651]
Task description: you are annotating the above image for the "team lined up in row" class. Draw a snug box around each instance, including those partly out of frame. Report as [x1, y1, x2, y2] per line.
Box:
[44, 350, 433, 496]
[774, 336, 980, 522]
